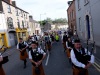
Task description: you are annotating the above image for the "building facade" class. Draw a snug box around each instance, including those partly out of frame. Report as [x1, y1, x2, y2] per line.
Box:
[0, 13, 8, 48]
[75, 0, 100, 46]
[67, 0, 77, 33]
[29, 16, 41, 36]
[0, 0, 29, 47]
[28, 16, 35, 36]
[34, 20, 41, 35]
[43, 22, 51, 32]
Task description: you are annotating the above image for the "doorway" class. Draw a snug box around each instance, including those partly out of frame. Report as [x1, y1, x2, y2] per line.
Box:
[86, 15, 91, 39]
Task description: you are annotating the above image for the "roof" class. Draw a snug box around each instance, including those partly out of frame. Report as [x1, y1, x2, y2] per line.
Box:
[67, 0, 75, 11]
[33, 20, 39, 23]
[2, 0, 29, 13]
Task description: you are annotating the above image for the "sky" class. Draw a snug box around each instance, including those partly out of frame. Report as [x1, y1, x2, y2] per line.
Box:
[14, 0, 71, 21]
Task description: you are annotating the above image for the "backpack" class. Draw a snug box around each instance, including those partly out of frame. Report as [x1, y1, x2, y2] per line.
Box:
[63, 35, 68, 42]
[45, 36, 49, 42]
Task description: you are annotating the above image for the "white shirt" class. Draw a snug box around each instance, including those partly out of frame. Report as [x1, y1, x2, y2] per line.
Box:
[0, 53, 2, 56]
[71, 48, 94, 68]
[32, 36, 35, 41]
[37, 35, 40, 41]
[0, 53, 3, 62]
[66, 42, 71, 49]
[17, 41, 28, 49]
[29, 48, 46, 60]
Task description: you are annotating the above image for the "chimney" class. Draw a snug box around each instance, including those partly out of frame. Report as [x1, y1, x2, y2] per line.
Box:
[12, 1, 16, 6]
[67, 1, 73, 6]
[4, 0, 12, 4]
[29, 16, 33, 19]
[29, 15, 33, 21]
[8, 0, 12, 4]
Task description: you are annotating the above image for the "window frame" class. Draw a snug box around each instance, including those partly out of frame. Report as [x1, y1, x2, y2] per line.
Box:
[79, 17, 82, 31]
[77, 0, 81, 10]
[16, 9, 19, 16]
[84, 0, 89, 6]
[8, 5, 11, 13]
[17, 19, 20, 28]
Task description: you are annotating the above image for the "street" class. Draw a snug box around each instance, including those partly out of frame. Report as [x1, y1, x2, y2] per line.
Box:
[2, 41, 100, 75]
[0, 0, 100, 75]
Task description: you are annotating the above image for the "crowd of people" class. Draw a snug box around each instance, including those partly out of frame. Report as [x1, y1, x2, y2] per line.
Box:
[0, 31, 60, 75]
[0, 29, 95, 75]
[62, 30, 94, 75]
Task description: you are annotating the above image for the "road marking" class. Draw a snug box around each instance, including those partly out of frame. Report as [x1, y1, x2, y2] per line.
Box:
[93, 62, 100, 72]
[45, 51, 50, 66]
[94, 62, 100, 68]
[93, 64, 100, 72]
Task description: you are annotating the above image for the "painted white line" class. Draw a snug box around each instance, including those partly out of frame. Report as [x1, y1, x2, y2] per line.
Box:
[45, 51, 50, 66]
[93, 64, 100, 72]
[94, 62, 100, 68]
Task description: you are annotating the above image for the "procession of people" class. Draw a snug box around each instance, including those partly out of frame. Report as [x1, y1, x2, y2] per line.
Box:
[0, 30, 95, 75]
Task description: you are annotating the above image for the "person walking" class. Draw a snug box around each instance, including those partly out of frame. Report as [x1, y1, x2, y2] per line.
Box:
[17, 38, 28, 68]
[71, 40, 94, 75]
[28, 41, 46, 75]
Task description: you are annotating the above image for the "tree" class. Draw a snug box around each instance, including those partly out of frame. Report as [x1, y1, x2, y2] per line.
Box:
[39, 20, 47, 26]
[39, 18, 68, 25]
[53, 18, 68, 24]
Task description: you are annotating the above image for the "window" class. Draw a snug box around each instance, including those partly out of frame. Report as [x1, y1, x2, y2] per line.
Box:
[17, 19, 20, 28]
[25, 21, 27, 27]
[7, 17, 14, 29]
[19, 10, 21, 15]
[16, 9, 19, 16]
[72, 11, 73, 19]
[8, 5, 11, 13]
[26, 14, 27, 19]
[21, 11, 23, 17]
[84, 0, 89, 5]
[70, 12, 71, 20]
[24, 13, 26, 19]
[79, 17, 82, 31]
[22, 32, 26, 36]
[22, 21, 24, 28]
[27, 22, 29, 28]
[77, 0, 81, 10]
[72, 11, 74, 19]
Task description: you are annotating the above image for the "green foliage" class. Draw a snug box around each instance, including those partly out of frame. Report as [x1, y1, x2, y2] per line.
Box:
[39, 20, 47, 26]
[39, 18, 68, 26]
[53, 18, 68, 24]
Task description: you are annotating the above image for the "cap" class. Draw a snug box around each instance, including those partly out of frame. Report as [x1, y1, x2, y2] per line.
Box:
[74, 39, 81, 43]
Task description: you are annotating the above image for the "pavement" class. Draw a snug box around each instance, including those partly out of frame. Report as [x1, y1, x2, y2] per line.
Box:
[1, 41, 100, 75]
[80, 40, 100, 72]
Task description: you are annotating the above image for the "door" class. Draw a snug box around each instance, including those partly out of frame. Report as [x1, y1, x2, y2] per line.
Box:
[9, 33, 16, 46]
[86, 15, 91, 39]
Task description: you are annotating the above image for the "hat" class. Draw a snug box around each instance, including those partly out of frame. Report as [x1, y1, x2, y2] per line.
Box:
[32, 41, 38, 45]
[74, 39, 81, 43]
[64, 31, 66, 33]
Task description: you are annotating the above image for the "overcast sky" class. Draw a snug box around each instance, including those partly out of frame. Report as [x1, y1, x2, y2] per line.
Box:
[14, 0, 71, 21]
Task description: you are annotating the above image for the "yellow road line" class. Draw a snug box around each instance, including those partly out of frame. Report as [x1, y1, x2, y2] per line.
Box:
[92, 62, 100, 72]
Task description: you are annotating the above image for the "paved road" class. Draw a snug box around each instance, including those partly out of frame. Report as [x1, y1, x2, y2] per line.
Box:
[2, 41, 100, 75]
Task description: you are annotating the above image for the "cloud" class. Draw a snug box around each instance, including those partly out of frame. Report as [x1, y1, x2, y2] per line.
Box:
[14, 0, 69, 21]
